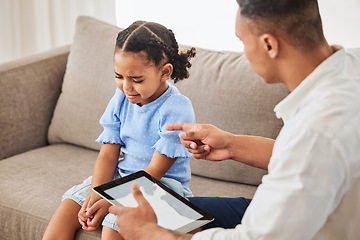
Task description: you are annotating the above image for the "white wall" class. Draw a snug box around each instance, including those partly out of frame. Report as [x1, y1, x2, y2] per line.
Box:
[318, 0, 360, 49]
[115, 0, 240, 52]
[116, 0, 360, 52]
[0, 0, 116, 64]
[1, 0, 359, 64]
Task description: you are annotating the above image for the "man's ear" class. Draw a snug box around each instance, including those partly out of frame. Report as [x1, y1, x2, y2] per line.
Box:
[161, 63, 173, 81]
[260, 34, 279, 59]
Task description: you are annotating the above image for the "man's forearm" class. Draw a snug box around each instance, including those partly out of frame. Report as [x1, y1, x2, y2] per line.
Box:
[144, 225, 193, 240]
[169, 230, 193, 240]
[229, 135, 274, 170]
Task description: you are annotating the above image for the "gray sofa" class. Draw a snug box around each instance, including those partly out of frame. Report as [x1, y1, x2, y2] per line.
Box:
[0, 16, 289, 239]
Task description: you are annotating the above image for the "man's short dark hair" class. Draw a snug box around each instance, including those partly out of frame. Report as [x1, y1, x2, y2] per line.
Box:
[236, 0, 326, 51]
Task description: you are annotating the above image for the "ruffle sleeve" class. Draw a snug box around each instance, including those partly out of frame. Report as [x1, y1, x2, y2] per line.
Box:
[152, 93, 195, 158]
[96, 129, 123, 145]
[152, 131, 192, 158]
[95, 88, 125, 145]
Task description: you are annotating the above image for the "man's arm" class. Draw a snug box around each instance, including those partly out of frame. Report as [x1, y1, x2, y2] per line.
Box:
[165, 123, 274, 170]
[229, 134, 274, 170]
[130, 226, 193, 240]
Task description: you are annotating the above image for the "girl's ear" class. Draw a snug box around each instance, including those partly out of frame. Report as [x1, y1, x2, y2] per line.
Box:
[260, 34, 279, 59]
[161, 63, 173, 82]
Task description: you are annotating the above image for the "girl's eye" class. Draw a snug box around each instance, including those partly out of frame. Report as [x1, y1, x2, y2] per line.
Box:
[133, 79, 143, 83]
[115, 75, 123, 80]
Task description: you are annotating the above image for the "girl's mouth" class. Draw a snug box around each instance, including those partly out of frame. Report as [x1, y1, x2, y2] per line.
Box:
[126, 94, 140, 99]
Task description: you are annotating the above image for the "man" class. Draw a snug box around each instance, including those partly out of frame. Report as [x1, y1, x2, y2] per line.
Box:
[109, 0, 360, 239]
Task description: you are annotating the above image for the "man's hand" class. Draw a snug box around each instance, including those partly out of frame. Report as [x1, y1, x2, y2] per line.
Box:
[109, 183, 196, 240]
[165, 123, 233, 161]
[109, 183, 158, 239]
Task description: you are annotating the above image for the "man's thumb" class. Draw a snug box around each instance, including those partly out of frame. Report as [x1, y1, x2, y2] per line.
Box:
[108, 205, 123, 216]
[131, 183, 147, 206]
[180, 130, 204, 141]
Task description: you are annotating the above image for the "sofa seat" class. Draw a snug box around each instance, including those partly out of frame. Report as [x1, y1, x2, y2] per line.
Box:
[189, 175, 256, 199]
[0, 143, 256, 240]
[0, 144, 101, 239]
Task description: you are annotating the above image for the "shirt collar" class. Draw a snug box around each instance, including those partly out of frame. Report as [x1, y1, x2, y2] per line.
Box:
[274, 45, 345, 123]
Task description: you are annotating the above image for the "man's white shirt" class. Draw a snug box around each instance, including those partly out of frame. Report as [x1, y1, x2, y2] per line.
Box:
[192, 46, 360, 240]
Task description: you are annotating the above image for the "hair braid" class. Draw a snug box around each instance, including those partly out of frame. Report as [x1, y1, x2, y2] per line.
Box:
[116, 21, 196, 82]
[163, 29, 196, 82]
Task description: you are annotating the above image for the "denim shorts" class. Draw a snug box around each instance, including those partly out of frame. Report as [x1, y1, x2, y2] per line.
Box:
[62, 169, 193, 231]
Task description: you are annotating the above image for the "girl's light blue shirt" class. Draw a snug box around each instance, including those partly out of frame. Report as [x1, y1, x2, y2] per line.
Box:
[96, 82, 195, 187]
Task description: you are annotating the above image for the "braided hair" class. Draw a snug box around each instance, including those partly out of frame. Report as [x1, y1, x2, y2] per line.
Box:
[116, 21, 196, 83]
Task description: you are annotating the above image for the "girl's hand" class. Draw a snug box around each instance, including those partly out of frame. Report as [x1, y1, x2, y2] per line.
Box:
[78, 195, 91, 228]
[79, 143, 121, 230]
[82, 199, 112, 231]
[78, 192, 103, 230]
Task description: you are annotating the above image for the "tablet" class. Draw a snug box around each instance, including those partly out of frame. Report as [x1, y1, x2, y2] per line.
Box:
[93, 170, 214, 233]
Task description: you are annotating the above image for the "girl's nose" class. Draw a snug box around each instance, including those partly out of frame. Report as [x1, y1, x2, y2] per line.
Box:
[123, 79, 133, 92]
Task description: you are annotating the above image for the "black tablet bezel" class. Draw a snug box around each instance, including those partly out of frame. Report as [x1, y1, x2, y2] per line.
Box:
[93, 170, 213, 231]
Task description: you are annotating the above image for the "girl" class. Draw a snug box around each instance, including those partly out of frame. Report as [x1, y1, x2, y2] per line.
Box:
[43, 21, 196, 240]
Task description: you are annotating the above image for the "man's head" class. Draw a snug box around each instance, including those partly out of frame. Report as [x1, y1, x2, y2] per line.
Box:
[236, 0, 325, 51]
[235, 0, 329, 87]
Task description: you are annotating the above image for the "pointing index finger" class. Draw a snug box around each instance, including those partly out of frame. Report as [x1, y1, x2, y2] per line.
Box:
[165, 123, 196, 132]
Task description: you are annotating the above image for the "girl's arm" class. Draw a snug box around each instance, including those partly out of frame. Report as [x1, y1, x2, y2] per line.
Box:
[78, 143, 121, 230]
[91, 143, 121, 190]
[144, 151, 176, 180]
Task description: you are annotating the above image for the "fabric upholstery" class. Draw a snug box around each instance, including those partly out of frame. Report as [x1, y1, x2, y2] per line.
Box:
[0, 46, 69, 160]
[175, 47, 289, 185]
[189, 175, 257, 199]
[0, 144, 101, 240]
[48, 17, 122, 151]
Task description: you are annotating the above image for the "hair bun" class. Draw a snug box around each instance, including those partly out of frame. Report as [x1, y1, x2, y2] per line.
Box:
[171, 47, 196, 83]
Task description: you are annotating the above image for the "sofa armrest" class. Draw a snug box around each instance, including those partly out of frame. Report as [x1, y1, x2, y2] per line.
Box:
[0, 46, 70, 160]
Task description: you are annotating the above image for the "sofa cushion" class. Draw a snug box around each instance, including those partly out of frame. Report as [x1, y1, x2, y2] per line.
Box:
[175, 47, 290, 185]
[0, 144, 100, 240]
[48, 16, 121, 150]
[189, 175, 257, 199]
[0, 46, 69, 160]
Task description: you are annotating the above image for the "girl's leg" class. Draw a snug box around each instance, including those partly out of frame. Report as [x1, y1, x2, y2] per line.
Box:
[42, 199, 82, 240]
[101, 226, 124, 240]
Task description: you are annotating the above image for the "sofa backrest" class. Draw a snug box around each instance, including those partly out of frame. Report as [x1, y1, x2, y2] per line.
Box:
[48, 16, 290, 186]
[175, 47, 289, 185]
[48, 16, 120, 150]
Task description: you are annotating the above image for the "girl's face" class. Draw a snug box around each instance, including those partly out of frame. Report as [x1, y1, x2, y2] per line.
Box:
[114, 50, 171, 106]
